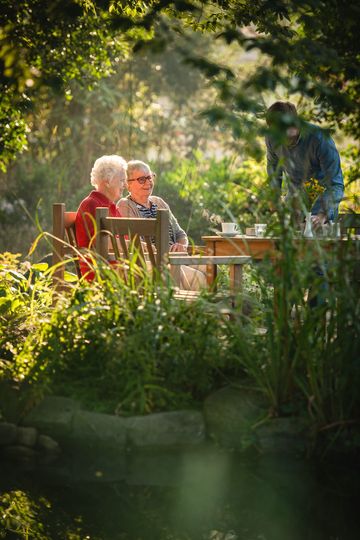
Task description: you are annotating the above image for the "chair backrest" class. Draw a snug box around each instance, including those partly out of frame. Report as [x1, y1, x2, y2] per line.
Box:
[52, 203, 81, 283]
[95, 206, 170, 276]
[338, 213, 360, 235]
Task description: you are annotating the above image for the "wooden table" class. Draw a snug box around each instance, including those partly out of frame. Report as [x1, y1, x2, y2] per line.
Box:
[203, 234, 360, 288]
[202, 235, 279, 257]
[202, 235, 278, 284]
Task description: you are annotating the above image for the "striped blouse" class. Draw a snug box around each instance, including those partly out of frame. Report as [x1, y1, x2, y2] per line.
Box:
[130, 198, 176, 245]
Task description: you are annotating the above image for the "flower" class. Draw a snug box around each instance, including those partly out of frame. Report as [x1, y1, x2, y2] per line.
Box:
[303, 178, 325, 211]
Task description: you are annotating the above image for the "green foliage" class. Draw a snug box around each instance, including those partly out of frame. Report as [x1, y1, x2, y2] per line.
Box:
[0, 489, 94, 539]
[0, 490, 48, 539]
[231, 207, 360, 441]
[0, 93, 28, 172]
[0, 224, 359, 451]
[196, 1, 360, 140]
[0, 0, 135, 170]
[0, 252, 53, 378]
[2, 0, 360, 171]
[14, 267, 241, 414]
[0, 28, 221, 253]
[157, 152, 271, 242]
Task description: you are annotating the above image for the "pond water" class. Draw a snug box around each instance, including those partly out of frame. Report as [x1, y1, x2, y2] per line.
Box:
[1, 446, 359, 540]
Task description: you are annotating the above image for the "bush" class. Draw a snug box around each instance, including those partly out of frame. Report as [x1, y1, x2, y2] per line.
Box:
[15, 269, 243, 415]
[155, 152, 271, 242]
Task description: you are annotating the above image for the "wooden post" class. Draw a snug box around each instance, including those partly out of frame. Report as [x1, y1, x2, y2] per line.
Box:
[95, 207, 110, 259]
[205, 239, 217, 289]
[155, 209, 170, 272]
[52, 203, 65, 287]
[229, 264, 243, 295]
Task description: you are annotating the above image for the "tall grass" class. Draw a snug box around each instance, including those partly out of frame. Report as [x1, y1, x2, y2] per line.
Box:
[230, 205, 360, 447]
[5, 253, 243, 415]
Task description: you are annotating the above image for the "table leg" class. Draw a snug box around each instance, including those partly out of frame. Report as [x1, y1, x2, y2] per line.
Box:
[229, 264, 243, 295]
[205, 240, 218, 290]
[206, 263, 217, 290]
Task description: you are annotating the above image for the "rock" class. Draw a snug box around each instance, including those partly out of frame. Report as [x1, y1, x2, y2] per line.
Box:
[2, 444, 39, 462]
[256, 417, 307, 454]
[126, 410, 205, 448]
[204, 387, 307, 455]
[0, 382, 23, 422]
[71, 410, 128, 450]
[15, 426, 38, 447]
[22, 396, 81, 439]
[0, 422, 17, 446]
[203, 386, 267, 450]
[37, 434, 61, 454]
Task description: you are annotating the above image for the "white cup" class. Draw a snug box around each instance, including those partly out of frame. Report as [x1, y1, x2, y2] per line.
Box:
[221, 222, 239, 234]
[255, 223, 267, 237]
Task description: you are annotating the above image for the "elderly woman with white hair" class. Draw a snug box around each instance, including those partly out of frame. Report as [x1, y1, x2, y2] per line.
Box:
[75, 154, 127, 279]
[118, 160, 206, 291]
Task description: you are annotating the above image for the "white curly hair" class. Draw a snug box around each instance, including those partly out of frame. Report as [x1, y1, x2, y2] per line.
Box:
[90, 155, 127, 189]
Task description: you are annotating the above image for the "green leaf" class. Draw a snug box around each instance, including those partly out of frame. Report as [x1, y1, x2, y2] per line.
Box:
[31, 263, 49, 272]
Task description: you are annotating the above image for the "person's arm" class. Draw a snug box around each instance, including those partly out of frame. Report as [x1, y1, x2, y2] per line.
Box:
[154, 197, 188, 252]
[169, 209, 188, 252]
[75, 199, 97, 248]
[266, 136, 283, 191]
[311, 133, 344, 223]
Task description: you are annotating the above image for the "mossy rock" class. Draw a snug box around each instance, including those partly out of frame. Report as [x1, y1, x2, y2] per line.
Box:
[203, 386, 267, 450]
[204, 386, 307, 455]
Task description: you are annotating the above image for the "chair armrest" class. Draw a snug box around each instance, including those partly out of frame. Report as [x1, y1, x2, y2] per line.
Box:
[187, 245, 206, 255]
[168, 255, 252, 265]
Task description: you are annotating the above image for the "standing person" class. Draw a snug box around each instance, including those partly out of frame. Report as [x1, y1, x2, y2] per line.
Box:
[265, 101, 344, 227]
[118, 160, 206, 291]
[75, 154, 127, 279]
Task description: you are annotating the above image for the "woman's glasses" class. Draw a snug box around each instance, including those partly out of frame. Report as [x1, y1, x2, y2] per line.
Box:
[127, 172, 156, 185]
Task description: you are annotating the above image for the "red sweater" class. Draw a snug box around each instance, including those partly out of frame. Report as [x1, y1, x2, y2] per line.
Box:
[75, 190, 122, 279]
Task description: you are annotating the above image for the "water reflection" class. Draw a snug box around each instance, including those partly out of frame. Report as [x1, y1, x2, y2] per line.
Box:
[0, 447, 359, 540]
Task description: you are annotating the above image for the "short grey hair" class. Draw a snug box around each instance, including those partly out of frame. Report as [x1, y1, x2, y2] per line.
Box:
[127, 160, 150, 180]
[90, 155, 127, 189]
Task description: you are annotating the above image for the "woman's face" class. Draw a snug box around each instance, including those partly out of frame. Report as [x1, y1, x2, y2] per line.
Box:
[108, 172, 126, 202]
[127, 165, 154, 200]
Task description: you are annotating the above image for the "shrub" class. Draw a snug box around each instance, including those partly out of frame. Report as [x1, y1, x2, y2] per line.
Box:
[15, 269, 242, 415]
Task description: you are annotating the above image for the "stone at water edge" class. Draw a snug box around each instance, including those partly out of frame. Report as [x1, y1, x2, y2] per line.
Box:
[15, 426, 38, 447]
[71, 410, 128, 449]
[255, 417, 307, 454]
[22, 396, 81, 439]
[203, 386, 267, 450]
[126, 410, 205, 448]
[37, 434, 61, 454]
[2, 445, 39, 462]
[0, 422, 17, 446]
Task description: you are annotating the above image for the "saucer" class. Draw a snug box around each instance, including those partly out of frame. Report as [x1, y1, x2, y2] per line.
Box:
[217, 231, 238, 237]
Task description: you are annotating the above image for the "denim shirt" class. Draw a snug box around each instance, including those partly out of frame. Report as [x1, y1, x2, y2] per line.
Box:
[266, 122, 344, 220]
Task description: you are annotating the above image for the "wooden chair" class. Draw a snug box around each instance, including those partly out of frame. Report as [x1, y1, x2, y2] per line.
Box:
[52, 204, 171, 288]
[95, 206, 170, 282]
[95, 206, 251, 297]
[52, 203, 81, 286]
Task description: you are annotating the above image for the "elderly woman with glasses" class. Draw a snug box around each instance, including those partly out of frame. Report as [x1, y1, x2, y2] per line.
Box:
[118, 160, 206, 290]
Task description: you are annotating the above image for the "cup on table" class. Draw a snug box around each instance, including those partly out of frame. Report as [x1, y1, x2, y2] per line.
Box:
[254, 223, 267, 237]
[221, 222, 239, 234]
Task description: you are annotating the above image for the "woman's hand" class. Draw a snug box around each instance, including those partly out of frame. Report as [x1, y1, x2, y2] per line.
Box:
[170, 242, 188, 253]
